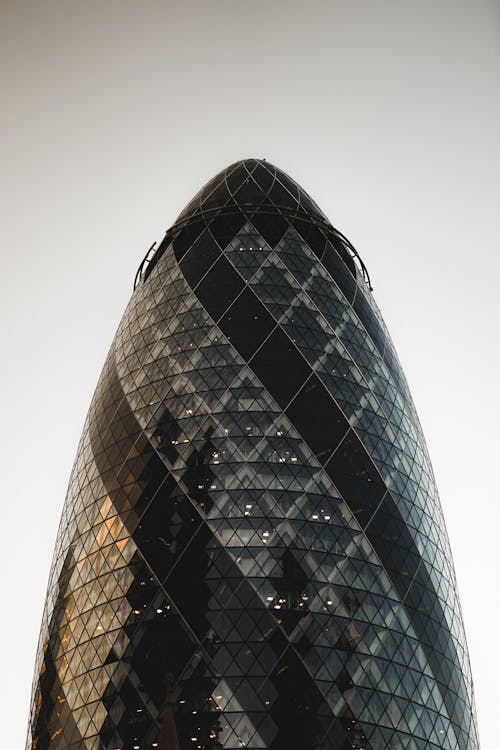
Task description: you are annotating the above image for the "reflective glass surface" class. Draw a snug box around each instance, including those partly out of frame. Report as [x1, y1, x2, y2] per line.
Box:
[27, 160, 479, 750]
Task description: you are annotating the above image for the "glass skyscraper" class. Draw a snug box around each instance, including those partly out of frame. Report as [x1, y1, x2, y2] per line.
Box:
[27, 159, 479, 750]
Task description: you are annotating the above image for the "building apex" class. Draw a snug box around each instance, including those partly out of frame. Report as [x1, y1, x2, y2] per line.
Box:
[175, 158, 329, 226]
[134, 159, 373, 292]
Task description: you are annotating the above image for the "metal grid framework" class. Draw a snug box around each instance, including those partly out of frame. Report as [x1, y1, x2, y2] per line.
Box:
[27, 160, 479, 750]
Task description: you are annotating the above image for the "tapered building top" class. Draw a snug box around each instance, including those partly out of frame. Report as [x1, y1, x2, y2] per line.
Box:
[176, 159, 329, 224]
[27, 160, 479, 750]
[136, 159, 371, 293]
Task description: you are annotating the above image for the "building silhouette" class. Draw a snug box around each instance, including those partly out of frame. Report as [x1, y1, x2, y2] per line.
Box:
[27, 160, 479, 750]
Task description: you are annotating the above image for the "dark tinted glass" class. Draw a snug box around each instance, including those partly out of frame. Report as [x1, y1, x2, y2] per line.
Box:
[195, 255, 245, 320]
[286, 375, 350, 462]
[250, 328, 311, 408]
[219, 287, 276, 361]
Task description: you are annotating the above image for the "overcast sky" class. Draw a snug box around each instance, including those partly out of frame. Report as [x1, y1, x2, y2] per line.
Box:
[1, 1, 499, 748]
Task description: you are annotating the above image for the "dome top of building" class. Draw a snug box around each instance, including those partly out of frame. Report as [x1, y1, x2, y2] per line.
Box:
[175, 158, 330, 226]
[134, 159, 372, 291]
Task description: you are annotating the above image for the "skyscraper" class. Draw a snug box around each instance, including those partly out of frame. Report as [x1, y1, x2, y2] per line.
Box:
[27, 159, 479, 750]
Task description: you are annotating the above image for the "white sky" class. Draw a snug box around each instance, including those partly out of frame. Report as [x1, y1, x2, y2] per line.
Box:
[1, 1, 499, 747]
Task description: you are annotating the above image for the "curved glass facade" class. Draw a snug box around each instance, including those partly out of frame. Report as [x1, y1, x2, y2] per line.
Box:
[27, 159, 479, 750]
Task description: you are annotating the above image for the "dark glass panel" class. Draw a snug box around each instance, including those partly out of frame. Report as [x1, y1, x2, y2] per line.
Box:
[286, 375, 350, 463]
[194, 255, 245, 320]
[209, 208, 247, 249]
[322, 242, 357, 304]
[125, 552, 161, 614]
[226, 163, 250, 195]
[128, 614, 181, 706]
[164, 523, 214, 640]
[275, 173, 300, 204]
[249, 210, 289, 247]
[172, 219, 205, 263]
[134, 481, 198, 582]
[179, 229, 221, 290]
[199, 179, 232, 213]
[328, 234, 357, 277]
[270, 647, 332, 750]
[365, 494, 421, 587]
[175, 657, 219, 750]
[291, 217, 327, 258]
[104, 675, 150, 748]
[325, 430, 386, 528]
[298, 190, 322, 218]
[234, 176, 267, 207]
[252, 162, 274, 194]
[175, 173, 228, 222]
[269, 179, 299, 211]
[219, 287, 276, 360]
[249, 328, 310, 408]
